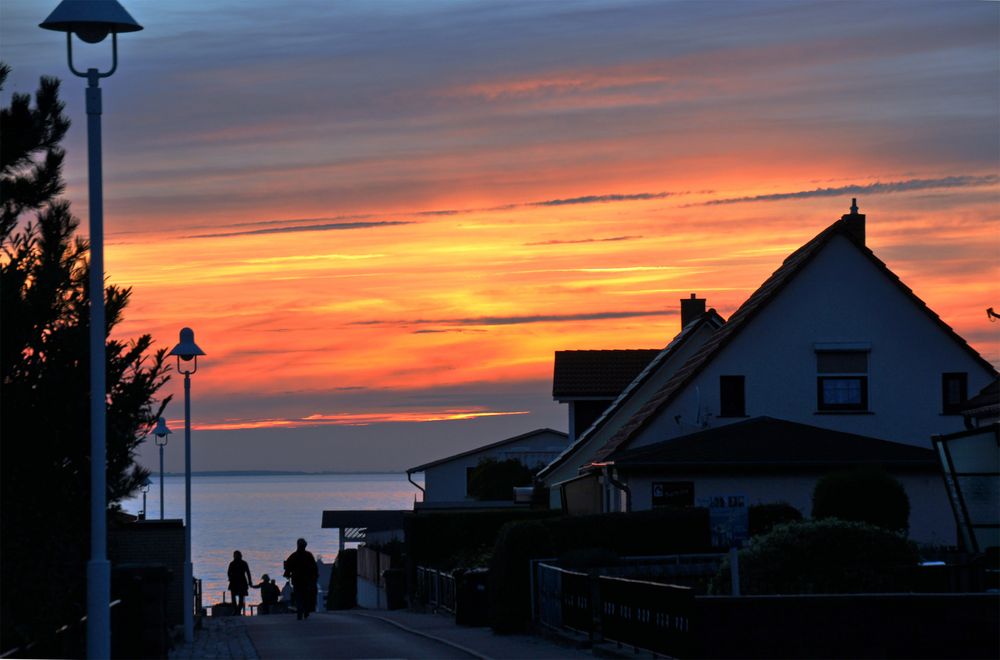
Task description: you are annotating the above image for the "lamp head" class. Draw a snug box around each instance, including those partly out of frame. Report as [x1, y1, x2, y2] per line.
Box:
[168, 327, 206, 362]
[153, 417, 171, 445]
[40, 0, 143, 44]
[140, 477, 151, 493]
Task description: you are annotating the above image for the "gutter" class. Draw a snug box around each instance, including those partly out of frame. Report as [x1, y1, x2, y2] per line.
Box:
[405, 470, 425, 496]
[593, 462, 631, 513]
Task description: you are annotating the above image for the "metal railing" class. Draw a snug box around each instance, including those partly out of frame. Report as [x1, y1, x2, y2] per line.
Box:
[533, 554, 721, 657]
[416, 566, 456, 613]
[0, 600, 122, 659]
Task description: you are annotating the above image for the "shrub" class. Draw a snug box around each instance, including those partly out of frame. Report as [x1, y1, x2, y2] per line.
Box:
[709, 519, 919, 595]
[812, 466, 910, 532]
[749, 502, 803, 537]
[326, 549, 357, 609]
[467, 458, 536, 500]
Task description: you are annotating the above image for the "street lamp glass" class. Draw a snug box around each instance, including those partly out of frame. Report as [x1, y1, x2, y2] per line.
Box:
[39, 0, 143, 43]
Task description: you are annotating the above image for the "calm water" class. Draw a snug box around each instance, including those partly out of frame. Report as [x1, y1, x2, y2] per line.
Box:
[121, 473, 419, 605]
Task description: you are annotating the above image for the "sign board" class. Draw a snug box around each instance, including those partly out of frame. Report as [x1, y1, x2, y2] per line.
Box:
[698, 494, 748, 548]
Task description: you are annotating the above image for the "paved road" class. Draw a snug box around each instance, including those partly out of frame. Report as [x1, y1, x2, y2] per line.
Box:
[244, 612, 475, 659]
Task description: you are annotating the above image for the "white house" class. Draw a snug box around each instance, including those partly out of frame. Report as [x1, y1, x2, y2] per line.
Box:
[540, 296, 725, 508]
[553, 202, 997, 545]
[406, 428, 568, 507]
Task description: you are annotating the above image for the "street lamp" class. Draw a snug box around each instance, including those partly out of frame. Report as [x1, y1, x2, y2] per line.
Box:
[153, 417, 171, 520]
[169, 327, 205, 643]
[140, 478, 151, 520]
[39, 3, 142, 658]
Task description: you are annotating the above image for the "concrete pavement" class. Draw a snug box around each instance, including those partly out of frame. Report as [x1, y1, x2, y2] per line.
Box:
[170, 610, 593, 659]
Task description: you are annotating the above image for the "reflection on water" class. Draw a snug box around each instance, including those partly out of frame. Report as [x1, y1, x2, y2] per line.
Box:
[121, 473, 419, 604]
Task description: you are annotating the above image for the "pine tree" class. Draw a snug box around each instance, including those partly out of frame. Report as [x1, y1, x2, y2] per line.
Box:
[1, 63, 171, 647]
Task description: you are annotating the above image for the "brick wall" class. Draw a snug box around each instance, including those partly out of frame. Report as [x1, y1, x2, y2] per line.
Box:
[109, 520, 185, 627]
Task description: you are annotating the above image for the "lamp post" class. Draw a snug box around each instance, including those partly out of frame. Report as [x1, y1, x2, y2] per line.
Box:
[153, 417, 172, 520]
[169, 328, 205, 643]
[39, 3, 142, 658]
[140, 478, 151, 520]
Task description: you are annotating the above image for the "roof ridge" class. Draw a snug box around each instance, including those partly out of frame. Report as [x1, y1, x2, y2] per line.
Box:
[590, 213, 996, 463]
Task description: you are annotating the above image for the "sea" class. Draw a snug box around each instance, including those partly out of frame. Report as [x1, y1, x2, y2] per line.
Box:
[120, 473, 420, 606]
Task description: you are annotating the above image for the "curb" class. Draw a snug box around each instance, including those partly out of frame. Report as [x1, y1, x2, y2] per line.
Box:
[350, 611, 490, 660]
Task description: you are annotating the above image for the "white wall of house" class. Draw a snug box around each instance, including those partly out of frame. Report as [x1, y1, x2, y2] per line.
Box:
[630, 235, 995, 452]
[356, 575, 384, 609]
[624, 470, 955, 545]
[421, 429, 569, 503]
[544, 322, 720, 508]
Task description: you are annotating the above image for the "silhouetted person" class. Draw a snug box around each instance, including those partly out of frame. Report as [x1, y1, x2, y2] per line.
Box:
[227, 550, 252, 616]
[251, 573, 280, 614]
[284, 537, 318, 620]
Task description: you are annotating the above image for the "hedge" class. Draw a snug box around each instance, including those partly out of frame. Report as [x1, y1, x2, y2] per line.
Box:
[748, 502, 803, 537]
[812, 466, 910, 532]
[404, 509, 556, 571]
[709, 518, 919, 595]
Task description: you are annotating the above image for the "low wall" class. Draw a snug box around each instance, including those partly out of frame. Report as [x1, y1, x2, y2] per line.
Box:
[109, 520, 185, 628]
[694, 593, 1000, 659]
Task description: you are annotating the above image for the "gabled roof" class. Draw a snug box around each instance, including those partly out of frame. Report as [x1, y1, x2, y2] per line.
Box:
[552, 349, 660, 399]
[537, 310, 726, 479]
[605, 416, 937, 471]
[592, 213, 998, 463]
[406, 427, 567, 474]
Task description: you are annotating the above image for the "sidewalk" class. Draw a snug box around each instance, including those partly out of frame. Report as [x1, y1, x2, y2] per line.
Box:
[169, 616, 259, 660]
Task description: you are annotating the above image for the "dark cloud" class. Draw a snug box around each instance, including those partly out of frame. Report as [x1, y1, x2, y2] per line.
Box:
[698, 175, 999, 206]
[525, 235, 642, 246]
[411, 328, 488, 334]
[189, 220, 413, 239]
[530, 192, 676, 206]
[356, 309, 674, 328]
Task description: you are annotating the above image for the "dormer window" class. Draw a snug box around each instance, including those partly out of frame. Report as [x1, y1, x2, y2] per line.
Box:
[816, 346, 869, 412]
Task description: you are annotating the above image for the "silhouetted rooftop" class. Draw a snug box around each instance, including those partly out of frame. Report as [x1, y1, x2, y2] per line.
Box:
[605, 416, 937, 471]
[552, 349, 660, 399]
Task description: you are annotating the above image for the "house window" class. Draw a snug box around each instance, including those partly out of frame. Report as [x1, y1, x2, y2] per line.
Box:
[652, 482, 694, 508]
[465, 467, 475, 496]
[816, 350, 868, 411]
[942, 372, 968, 415]
[719, 375, 746, 417]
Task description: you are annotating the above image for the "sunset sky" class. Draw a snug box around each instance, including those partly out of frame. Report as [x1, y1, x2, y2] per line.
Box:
[3, 0, 998, 472]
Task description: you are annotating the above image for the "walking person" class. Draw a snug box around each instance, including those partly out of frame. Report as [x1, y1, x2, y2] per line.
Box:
[227, 550, 252, 616]
[284, 537, 318, 620]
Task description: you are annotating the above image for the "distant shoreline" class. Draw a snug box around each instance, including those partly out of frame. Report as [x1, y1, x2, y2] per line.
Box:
[161, 470, 407, 477]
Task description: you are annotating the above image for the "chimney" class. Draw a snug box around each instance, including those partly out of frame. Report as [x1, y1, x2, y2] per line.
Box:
[841, 197, 866, 245]
[680, 293, 706, 327]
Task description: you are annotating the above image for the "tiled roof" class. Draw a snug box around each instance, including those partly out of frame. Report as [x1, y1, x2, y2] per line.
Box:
[406, 427, 567, 473]
[592, 214, 998, 463]
[537, 310, 725, 479]
[606, 417, 937, 470]
[552, 349, 661, 399]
